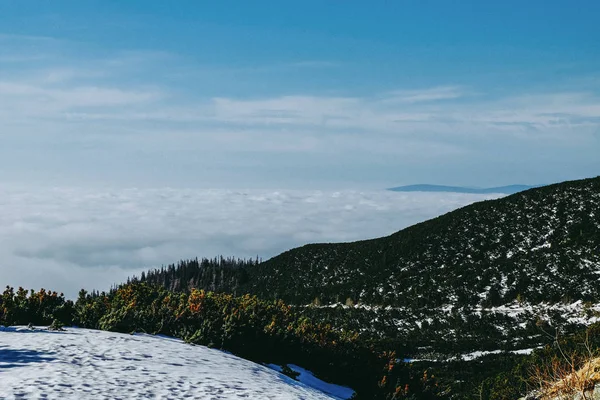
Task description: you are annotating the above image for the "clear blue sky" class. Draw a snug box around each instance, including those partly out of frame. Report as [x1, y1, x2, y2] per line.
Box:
[1, 1, 599, 188]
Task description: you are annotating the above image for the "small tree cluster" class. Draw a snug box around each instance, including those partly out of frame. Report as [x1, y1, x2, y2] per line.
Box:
[0, 286, 74, 327]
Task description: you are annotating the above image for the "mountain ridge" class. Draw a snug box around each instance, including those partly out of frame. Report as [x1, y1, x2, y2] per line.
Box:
[387, 184, 537, 194]
[247, 176, 600, 307]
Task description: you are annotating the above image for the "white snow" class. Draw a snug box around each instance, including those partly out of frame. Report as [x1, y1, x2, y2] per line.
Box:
[0, 327, 342, 399]
[266, 364, 354, 400]
[402, 347, 539, 363]
[531, 242, 551, 251]
[460, 348, 538, 361]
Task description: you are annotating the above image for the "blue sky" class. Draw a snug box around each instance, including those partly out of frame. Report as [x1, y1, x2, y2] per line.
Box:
[1, 1, 599, 188]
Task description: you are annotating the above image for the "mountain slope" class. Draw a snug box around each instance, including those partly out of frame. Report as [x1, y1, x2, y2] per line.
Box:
[0, 326, 350, 399]
[125, 176, 600, 398]
[387, 184, 535, 194]
[247, 177, 600, 308]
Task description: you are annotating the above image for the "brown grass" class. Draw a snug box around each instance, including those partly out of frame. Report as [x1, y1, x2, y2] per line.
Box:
[530, 333, 599, 400]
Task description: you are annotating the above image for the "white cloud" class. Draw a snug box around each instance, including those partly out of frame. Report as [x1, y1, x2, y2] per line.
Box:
[383, 86, 465, 103]
[0, 82, 161, 108]
[205, 90, 600, 134]
[0, 187, 501, 298]
[283, 60, 340, 68]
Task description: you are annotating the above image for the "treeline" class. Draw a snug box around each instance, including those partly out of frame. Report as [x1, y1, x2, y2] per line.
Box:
[0, 284, 448, 400]
[130, 257, 254, 295]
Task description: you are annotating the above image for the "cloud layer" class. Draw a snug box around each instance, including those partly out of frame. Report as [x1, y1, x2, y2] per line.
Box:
[0, 187, 500, 298]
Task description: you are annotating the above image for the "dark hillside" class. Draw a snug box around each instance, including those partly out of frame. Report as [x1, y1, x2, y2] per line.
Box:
[247, 177, 600, 307]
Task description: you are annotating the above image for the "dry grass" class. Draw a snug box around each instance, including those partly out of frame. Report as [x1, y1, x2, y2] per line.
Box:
[530, 332, 600, 400]
[533, 357, 599, 399]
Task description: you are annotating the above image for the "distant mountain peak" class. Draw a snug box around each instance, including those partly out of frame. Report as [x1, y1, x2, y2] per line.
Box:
[387, 184, 537, 194]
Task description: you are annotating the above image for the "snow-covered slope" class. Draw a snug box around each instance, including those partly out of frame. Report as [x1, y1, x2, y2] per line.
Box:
[266, 364, 355, 399]
[0, 327, 351, 399]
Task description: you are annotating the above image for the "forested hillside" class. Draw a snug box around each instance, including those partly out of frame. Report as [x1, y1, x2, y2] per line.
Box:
[247, 176, 600, 307]
[137, 177, 599, 309]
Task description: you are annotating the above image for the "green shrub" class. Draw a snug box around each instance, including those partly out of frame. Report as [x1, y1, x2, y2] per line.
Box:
[1, 283, 449, 399]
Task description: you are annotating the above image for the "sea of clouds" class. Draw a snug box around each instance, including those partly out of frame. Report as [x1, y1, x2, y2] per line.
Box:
[0, 187, 501, 298]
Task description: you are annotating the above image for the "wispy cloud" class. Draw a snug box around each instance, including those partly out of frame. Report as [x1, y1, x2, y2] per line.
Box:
[0, 33, 65, 44]
[204, 89, 600, 135]
[283, 60, 340, 68]
[383, 86, 465, 103]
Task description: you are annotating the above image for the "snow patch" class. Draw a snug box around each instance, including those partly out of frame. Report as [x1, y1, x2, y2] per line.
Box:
[0, 327, 339, 399]
[266, 364, 355, 400]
